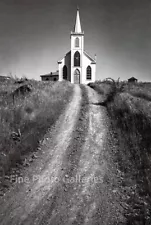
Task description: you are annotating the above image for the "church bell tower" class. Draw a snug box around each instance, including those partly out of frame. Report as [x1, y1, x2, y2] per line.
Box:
[70, 8, 84, 84]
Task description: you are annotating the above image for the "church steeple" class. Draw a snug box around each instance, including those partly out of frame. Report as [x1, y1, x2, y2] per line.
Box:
[74, 8, 82, 33]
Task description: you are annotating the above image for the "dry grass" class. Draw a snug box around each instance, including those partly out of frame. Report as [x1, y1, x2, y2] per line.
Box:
[0, 79, 73, 179]
[88, 80, 151, 224]
[124, 82, 151, 102]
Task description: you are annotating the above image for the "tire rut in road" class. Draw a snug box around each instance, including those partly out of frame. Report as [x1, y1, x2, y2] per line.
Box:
[66, 86, 108, 225]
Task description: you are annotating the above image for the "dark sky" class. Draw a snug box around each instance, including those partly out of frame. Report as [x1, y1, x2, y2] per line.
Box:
[0, 0, 150, 81]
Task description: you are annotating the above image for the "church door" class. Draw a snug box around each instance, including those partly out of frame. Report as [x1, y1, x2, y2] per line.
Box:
[74, 69, 80, 84]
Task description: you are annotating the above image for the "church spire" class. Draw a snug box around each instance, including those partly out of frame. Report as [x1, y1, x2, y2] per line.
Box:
[74, 8, 82, 33]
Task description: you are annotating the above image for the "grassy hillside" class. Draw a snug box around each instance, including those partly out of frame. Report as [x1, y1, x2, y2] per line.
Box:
[88, 80, 151, 224]
[0, 79, 73, 182]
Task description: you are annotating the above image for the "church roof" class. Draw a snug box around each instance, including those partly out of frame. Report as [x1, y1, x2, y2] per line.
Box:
[84, 51, 96, 64]
[57, 51, 71, 63]
[74, 8, 82, 33]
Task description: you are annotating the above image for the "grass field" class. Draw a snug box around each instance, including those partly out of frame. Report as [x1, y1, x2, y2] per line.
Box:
[0, 78, 73, 181]
[88, 79, 151, 224]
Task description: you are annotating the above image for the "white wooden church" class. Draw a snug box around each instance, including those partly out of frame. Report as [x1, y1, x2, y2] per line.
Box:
[58, 8, 96, 84]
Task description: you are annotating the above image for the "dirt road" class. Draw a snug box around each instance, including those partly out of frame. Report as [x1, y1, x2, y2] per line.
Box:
[0, 85, 126, 225]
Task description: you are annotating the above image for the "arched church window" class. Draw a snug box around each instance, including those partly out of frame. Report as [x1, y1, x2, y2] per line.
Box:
[74, 51, 80, 67]
[63, 65, 68, 80]
[75, 37, 79, 47]
[86, 66, 92, 79]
